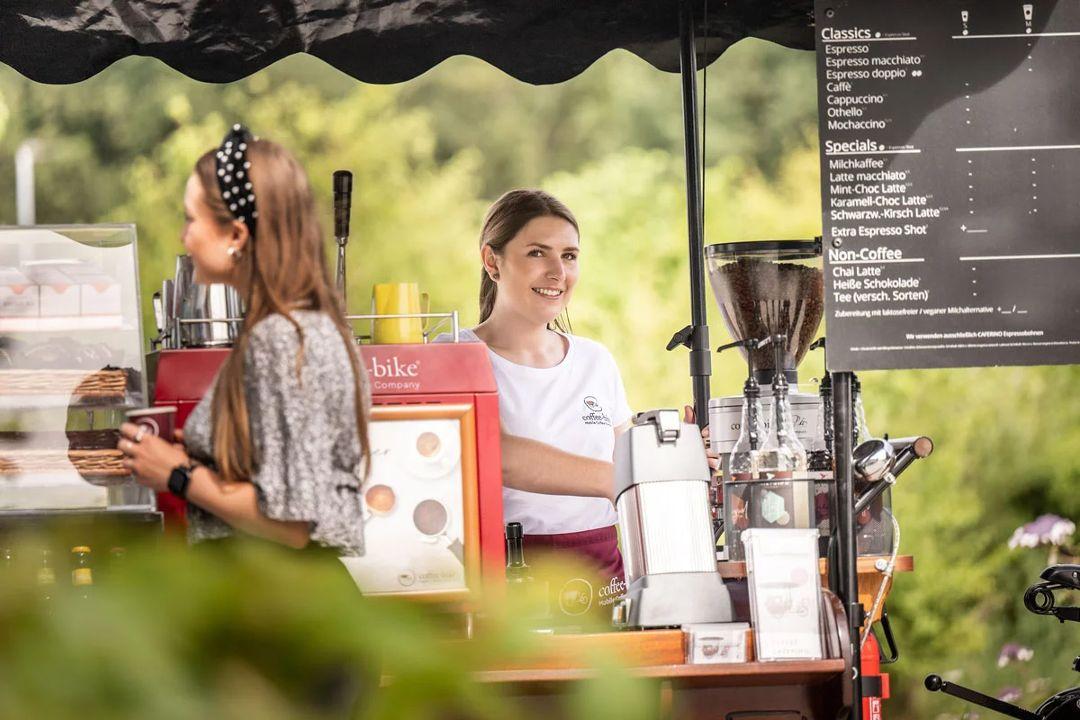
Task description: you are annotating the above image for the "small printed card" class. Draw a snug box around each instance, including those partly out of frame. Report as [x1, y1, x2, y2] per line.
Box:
[683, 622, 751, 664]
[743, 528, 823, 661]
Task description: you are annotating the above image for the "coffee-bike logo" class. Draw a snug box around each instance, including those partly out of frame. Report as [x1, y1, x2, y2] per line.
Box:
[598, 576, 627, 607]
[581, 396, 611, 426]
[367, 355, 421, 379]
[559, 578, 594, 616]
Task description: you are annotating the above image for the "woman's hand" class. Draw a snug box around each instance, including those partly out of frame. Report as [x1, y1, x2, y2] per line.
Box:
[117, 422, 190, 493]
[684, 405, 720, 472]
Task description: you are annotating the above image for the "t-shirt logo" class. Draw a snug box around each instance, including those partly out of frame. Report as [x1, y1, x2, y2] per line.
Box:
[581, 395, 612, 426]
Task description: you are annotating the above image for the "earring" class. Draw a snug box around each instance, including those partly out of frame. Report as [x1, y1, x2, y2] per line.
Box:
[491, 272, 500, 281]
[227, 246, 243, 262]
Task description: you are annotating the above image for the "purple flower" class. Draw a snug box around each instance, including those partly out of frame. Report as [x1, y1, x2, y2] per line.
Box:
[996, 687, 1023, 703]
[1008, 514, 1075, 549]
[998, 643, 1034, 667]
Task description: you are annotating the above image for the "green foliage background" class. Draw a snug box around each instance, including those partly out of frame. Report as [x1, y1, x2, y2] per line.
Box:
[1, 40, 1078, 717]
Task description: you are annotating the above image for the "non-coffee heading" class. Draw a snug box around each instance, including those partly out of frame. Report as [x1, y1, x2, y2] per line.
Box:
[828, 246, 904, 263]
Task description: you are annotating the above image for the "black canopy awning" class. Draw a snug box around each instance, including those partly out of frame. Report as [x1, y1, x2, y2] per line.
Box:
[1, 1, 814, 86]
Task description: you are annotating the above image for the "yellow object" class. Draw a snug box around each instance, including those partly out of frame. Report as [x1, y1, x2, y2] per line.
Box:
[71, 546, 93, 587]
[372, 282, 429, 344]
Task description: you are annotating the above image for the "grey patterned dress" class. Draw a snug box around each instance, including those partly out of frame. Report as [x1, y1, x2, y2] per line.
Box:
[182, 311, 371, 554]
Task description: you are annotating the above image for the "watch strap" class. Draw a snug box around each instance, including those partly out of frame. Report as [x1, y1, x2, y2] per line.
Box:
[167, 464, 193, 500]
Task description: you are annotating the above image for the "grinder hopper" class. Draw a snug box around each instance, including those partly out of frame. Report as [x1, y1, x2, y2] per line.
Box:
[705, 240, 824, 385]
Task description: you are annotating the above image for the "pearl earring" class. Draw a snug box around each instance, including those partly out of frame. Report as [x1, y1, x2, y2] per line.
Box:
[227, 246, 243, 261]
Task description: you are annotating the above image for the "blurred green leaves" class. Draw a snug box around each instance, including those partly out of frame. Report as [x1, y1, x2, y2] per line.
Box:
[0, 536, 659, 719]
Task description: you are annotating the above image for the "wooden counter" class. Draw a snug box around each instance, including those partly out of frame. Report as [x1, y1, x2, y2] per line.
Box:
[457, 590, 856, 719]
[394, 558, 913, 718]
[474, 658, 846, 689]
[472, 654, 849, 718]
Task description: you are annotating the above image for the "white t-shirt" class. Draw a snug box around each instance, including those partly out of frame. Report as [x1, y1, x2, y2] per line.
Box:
[437, 328, 632, 534]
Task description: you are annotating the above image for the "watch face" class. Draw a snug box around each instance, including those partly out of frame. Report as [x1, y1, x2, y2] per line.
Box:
[168, 466, 191, 498]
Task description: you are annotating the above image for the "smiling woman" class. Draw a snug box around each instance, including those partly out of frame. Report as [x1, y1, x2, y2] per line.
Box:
[436, 189, 633, 608]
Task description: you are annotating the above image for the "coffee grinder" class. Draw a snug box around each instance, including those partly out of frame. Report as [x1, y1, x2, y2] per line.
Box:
[703, 240, 825, 552]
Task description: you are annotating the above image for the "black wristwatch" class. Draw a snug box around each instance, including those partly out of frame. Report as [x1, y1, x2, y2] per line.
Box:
[167, 463, 194, 499]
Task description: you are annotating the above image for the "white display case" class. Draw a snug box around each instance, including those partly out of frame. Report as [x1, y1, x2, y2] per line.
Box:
[0, 225, 155, 515]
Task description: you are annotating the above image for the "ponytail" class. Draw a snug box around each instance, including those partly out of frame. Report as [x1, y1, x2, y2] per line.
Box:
[479, 268, 497, 323]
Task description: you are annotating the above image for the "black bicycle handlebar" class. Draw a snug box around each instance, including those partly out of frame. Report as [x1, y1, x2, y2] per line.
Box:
[924, 675, 1039, 720]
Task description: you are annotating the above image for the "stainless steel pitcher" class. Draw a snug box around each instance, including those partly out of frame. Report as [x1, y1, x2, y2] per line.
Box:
[171, 255, 244, 348]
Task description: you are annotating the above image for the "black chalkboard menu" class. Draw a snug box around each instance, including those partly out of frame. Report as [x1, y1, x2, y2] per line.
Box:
[815, 0, 1080, 371]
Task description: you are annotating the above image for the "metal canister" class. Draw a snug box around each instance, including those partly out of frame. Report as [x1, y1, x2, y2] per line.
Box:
[171, 255, 244, 347]
[708, 389, 822, 456]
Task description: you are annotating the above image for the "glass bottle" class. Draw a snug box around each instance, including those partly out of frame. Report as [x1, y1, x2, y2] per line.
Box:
[775, 374, 808, 475]
[505, 522, 550, 623]
[852, 375, 871, 446]
[505, 523, 531, 584]
[808, 373, 834, 473]
[758, 373, 807, 478]
[729, 380, 764, 481]
[71, 546, 93, 599]
[2, 547, 13, 587]
[724, 372, 766, 561]
[37, 549, 56, 606]
[753, 339, 811, 535]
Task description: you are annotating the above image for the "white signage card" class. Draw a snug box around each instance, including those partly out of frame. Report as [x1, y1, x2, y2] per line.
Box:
[340, 416, 467, 594]
[743, 528, 823, 661]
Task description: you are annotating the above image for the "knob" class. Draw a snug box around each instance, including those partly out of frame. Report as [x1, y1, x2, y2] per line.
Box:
[924, 674, 944, 691]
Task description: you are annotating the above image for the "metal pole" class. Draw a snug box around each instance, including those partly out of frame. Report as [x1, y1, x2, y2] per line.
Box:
[15, 141, 37, 226]
[832, 370, 862, 718]
[678, 0, 711, 429]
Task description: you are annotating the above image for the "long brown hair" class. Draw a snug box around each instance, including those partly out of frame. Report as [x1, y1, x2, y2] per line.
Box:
[193, 139, 370, 484]
[478, 189, 578, 332]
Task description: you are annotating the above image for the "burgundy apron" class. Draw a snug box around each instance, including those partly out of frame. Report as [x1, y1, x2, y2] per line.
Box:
[524, 525, 626, 616]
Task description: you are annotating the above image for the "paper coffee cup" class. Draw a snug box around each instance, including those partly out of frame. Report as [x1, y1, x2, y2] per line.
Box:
[126, 405, 178, 441]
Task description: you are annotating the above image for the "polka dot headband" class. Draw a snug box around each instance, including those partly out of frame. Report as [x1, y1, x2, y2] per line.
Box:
[214, 124, 258, 238]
